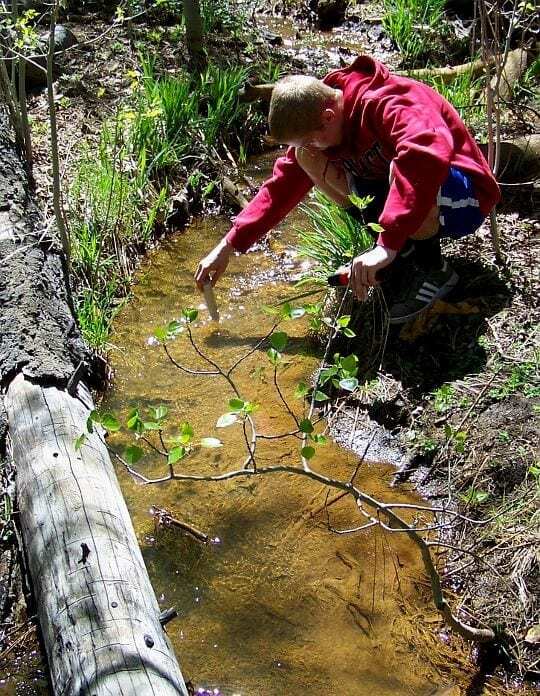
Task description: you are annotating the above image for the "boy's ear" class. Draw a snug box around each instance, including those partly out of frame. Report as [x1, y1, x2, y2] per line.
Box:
[321, 107, 337, 125]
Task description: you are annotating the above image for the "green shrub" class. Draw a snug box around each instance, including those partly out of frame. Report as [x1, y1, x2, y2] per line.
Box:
[296, 192, 373, 285]
[383, 0, 447, 63]
[419, 69, 485, 127]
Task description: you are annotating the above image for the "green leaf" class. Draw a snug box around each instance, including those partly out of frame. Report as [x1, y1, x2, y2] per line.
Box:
[270, 331, 288, 351]
[89, 409, 101, 424]
[178, 422, 194, 443]
[267, 347, 281, 365]
[319, 366, 338, 385]
[216, 413, 238, 428]
[143, 421, 162, 431]
[127, 409, 144, 433]
[200, 437, 222, 448]
[168, 446, 186, 464]
[301, 446, 316, 460]
[166, 320, 183, 337]
[150, 405, 169, 421]
[294, 382, 309, 399]
[311, 434, 327, 445]
[343, 327, 356, 338]
[74, 434, 86, 451]
[367, 222, 384, 233]
[340, 354, 358, 374]
[101, 413, 121, 432]
[280, 302, 293, 319]
[86, 416, 94, 434]
[339, 377, 359, 392]
[182, 308, 198, 323]
[124, 445, 144, 464]
[314, 390, 329, 402]
[299, 418, 314, 434]
[337, 315, 351, 327]
[243, 401, 259, 414]
[304, 303, 322, 315]
[153, 327, 168, 343]
[229, 398, 245, 412]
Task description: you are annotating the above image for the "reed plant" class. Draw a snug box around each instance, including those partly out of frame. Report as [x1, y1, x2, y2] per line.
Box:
[383, 0, 447, 63]
[296, 192, 373, 284]
[68, 117, 168, 347]
[69, 58, 267, 347]
[420, 69, 485, 127]
[129, 58, 262, 181]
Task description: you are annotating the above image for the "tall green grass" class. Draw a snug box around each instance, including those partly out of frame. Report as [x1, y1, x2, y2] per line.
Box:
[128, 58, 264, 181]
[419, 69, 485, 127]
[69, 117, 168, 348]
[296, 192, 373, 285]
[383, 0, 446, 63]
[69, 59, 268, 348]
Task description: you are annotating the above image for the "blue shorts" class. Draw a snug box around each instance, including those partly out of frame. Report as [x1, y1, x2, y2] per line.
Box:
[437, 167, 485, 240]
[346, 166, 485, 239]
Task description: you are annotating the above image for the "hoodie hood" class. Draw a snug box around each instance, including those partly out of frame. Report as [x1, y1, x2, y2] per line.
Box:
[323, 56, 390, 152]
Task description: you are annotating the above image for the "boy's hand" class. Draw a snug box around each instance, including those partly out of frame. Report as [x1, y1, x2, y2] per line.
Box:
[195, 238, 234, 290]
[350, 245, 397, 301]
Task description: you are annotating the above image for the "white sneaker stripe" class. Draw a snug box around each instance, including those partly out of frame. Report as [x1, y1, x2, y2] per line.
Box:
[422, 282, 440, 292]
[415, 294, 433, 303]
[417, 292, 436, 301]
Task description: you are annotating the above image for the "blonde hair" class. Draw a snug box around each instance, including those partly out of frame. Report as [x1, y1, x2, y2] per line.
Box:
[268, 76, 338, 143]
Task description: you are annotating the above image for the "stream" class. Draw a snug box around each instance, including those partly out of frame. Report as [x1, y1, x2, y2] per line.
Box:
[101, 151, 450, 695]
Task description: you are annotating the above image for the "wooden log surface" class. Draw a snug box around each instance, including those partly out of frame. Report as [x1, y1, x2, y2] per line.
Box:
[5, 375, 189, 695]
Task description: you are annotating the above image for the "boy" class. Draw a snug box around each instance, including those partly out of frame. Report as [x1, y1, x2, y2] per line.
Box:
[195, 55, 500, 323]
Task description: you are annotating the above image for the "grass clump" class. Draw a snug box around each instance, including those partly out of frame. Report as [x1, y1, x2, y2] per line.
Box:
[383, 0, 447, 64]
[419, 69, 485, 128]
[68, 58, 269, 348]
[296, 192, 373, 284]
[129, 57, 264, 181]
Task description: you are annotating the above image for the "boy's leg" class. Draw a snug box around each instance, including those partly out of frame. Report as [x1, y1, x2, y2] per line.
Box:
[295, 147, 350, 206]
[388, 167, 485, 324]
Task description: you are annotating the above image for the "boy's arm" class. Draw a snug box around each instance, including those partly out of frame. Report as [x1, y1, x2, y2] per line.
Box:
[225, 147, 314, 252]
[195, 148, 313, 288]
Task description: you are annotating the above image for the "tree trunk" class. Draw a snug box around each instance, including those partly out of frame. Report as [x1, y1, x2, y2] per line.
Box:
[183, 0, 205, 70]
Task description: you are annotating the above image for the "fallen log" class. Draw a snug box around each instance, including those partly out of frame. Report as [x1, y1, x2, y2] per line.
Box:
[0, 105, 189, 694]
[479, 134, 540, 183]
[238, 46, 533, 101]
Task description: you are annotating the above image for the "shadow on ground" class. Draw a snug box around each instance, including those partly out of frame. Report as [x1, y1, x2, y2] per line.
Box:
[350, 257, 512, 397]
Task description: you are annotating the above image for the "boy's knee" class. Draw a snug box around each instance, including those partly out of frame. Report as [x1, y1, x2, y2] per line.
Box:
[295, 146, 326, 176]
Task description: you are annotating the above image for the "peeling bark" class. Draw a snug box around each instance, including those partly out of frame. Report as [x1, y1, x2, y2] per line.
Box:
[0, 107, 86, 388]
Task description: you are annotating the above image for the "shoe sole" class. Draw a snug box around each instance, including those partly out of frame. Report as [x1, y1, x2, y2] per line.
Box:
[388, 271, 460, 325]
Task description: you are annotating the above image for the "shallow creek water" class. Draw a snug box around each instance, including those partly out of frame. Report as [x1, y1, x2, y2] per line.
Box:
[102, 152, 446, 696]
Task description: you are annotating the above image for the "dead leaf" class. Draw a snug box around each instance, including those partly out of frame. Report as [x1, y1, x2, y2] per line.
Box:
[400, 300, 481, 341]
[525, 624, 540, 644]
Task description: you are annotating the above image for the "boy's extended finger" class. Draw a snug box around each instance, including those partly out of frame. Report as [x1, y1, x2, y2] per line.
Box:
[195, 265, 208, 290]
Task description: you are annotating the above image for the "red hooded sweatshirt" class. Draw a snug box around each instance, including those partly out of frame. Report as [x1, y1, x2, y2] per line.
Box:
[226, 56, 500, 252]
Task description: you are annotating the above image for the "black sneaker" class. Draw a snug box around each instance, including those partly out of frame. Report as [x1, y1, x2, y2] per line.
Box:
[388, 260, 459, 324]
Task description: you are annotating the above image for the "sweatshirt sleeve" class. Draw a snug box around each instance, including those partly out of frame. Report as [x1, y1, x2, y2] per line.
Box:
[368, 96, 453, 250]
[225, 147, 314, 253]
